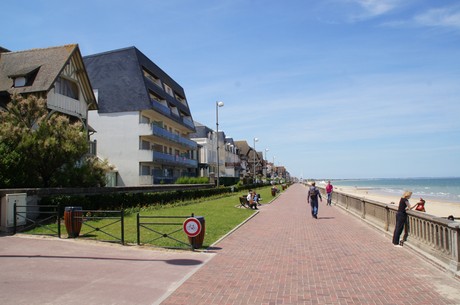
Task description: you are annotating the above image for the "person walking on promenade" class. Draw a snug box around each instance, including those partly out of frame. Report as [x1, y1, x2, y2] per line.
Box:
[325, 181, 333, 206]
[392, 191, 414, 247]
[308, 182, 322, 219]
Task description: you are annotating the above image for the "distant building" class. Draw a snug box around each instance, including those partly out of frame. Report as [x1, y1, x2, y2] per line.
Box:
[0, 44, 97, 138]
[190, 122, 217, 178]
[83, 47, 197, 186]
[223, 137, 241, 179]
[234, 140, 262, 179]
[190, 122, 241, 181]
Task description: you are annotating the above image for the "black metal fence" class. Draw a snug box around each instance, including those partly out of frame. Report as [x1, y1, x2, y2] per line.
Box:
[77, 209, 124, 244]
[136, 214, 193, 249]
[13, 205, 200, 250]
[13, 203, 61, 237]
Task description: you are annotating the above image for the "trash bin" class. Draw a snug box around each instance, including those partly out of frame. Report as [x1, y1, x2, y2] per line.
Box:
[188, 216, 205, 249]
[271, 187, 277, 196]
[64, 206, 83, 238]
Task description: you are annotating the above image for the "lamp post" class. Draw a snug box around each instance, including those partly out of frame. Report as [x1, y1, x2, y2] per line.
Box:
[216, 101, 224, 187]
[253, 137, 259, 183]
[264, 148, 269, 177]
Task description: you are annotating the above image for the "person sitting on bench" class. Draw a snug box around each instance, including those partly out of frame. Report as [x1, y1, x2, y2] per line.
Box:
[247, 190, 258, 210]
[253, 191, 262, 206]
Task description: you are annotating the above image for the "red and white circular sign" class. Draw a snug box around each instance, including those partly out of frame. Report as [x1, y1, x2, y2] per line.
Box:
[183, 217, 202, 237]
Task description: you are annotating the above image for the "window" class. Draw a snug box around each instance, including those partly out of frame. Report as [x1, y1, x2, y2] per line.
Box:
[141, 140, 151, 150]
[140, 115, 150, 124]
[14, 77, 26, 87]
[175, 93, 187, 105]
[142, 68, 162, 87]
[164, 84, 173, 97]
[141, 165, 150, 176]
[55, 77, 79, 99]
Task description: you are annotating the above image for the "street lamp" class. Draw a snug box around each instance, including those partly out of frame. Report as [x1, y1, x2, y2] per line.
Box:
[253, 137, 259, 183]
[216, 101, 224, 187]
[264, 148, 269, 177]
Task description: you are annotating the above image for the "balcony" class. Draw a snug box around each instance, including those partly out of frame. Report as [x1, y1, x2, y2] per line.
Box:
[47, 91, 87, 119]
[151, 125, 197, 149]
[151, 101, 171, 116]
[182, 117, 195, 129]
[152, 151, 198, 168]
[139, 175, 153, 185]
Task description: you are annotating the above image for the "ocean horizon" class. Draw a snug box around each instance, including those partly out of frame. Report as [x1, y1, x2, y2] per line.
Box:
[319, 177, 460, 204]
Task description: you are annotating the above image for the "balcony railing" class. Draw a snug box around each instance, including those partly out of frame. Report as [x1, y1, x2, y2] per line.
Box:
[182, 117, 195, 129]
[151, 125, 197, 149]
[151, 101, 171, 116]
[139, 175, 153, 185]
[47, 92, 87, 119]
[152, 151, 197, 168]
[88, 140, 97, 156]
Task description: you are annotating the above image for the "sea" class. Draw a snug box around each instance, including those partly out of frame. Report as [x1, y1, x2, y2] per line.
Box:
[320, 177, 460, 204]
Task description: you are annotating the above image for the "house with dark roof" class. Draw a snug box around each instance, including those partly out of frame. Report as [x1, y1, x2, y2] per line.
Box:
[0, 44, 97, 133]
[234, 140, 263, 180]
[83, 47, 197, 186]
[190, 122, 241, 182]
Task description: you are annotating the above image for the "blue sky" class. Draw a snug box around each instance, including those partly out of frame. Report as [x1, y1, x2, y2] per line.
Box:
[2, 0, 460, 179]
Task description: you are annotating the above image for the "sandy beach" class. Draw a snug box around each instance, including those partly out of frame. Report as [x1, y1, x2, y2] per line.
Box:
[333, 186, 460, 219]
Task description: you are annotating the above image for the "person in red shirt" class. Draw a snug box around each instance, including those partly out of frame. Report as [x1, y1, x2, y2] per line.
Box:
[325, 181, 333, 206]
[414, 198, 426, 212]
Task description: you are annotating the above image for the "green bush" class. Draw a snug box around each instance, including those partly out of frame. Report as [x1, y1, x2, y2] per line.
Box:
[175, 177, 209, 184]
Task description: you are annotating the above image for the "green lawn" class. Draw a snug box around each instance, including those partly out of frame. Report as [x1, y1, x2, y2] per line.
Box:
[27, 185, 283, 249]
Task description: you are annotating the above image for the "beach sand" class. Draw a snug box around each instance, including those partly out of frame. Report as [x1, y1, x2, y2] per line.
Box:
[334, 186, 460, 219]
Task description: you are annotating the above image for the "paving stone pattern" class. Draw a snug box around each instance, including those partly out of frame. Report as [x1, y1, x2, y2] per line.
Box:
[161, 183, 460, 305]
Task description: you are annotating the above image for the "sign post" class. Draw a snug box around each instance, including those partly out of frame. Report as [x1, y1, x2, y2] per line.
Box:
[183, 217, 202, 238]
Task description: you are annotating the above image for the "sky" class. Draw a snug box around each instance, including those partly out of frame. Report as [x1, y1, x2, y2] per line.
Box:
[2, 0, 460, 179]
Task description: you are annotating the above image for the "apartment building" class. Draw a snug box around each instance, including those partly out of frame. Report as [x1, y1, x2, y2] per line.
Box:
[83, 47, 197, 186]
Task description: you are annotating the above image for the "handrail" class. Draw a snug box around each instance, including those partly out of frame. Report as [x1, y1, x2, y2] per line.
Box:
[322, 187, 460, 275]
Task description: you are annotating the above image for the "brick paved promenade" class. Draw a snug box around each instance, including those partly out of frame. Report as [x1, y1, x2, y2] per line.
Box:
[162, 183, 460, 305]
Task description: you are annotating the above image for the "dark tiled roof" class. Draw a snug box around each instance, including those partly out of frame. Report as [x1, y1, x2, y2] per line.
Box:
[190, 124, 213, 138]
[0, 44, 79, 95]
[234, 140, 250, 156]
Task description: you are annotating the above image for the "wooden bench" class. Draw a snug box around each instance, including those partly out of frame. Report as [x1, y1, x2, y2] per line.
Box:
[239, 196, 249, 208]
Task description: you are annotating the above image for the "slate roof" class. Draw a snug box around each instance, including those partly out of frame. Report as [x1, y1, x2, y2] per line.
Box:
[83, 47, 194, 131]
[189, 121, 214, 138]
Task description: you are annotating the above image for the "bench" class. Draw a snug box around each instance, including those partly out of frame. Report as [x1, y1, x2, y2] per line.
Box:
[239, 196, 249, 208]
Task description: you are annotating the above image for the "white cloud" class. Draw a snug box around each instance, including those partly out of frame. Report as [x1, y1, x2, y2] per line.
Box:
[414, 6, 460, 28]
[348, 0, 403, 21]
[356, 0, 397, 16]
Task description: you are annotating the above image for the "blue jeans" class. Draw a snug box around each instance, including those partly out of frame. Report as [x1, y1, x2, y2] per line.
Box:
[310, 200, 318, 217]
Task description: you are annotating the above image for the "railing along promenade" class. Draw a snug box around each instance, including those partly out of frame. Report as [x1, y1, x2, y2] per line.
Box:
[319, 187, 460, 276]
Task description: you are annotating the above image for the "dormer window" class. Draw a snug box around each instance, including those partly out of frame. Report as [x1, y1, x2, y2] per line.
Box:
[14, 77, 26, 87]
[55, 77, 79, 99]
[9, 66, 40, 88]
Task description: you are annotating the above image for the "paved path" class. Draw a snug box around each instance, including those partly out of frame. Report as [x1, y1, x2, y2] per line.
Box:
[0, 235, 213, 305]
[1, 184, 459, 305]
[161, 183, 460, 305]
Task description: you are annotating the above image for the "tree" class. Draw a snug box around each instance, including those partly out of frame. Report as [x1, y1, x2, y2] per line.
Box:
[0, 94, 109, 188]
